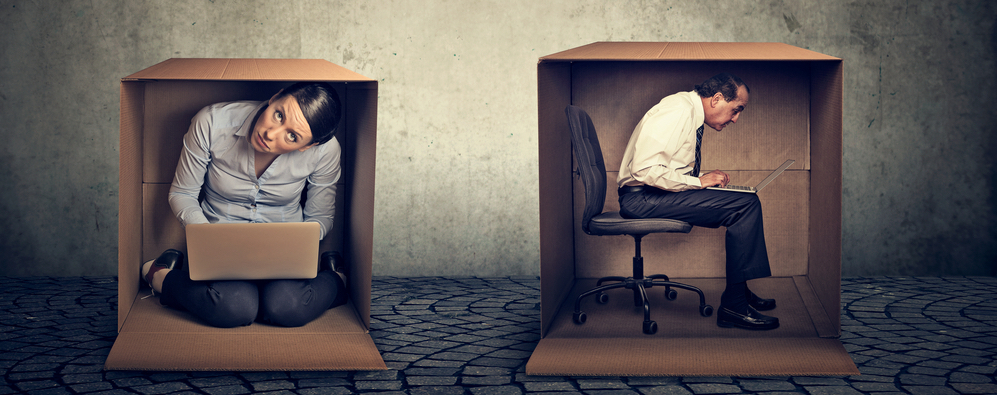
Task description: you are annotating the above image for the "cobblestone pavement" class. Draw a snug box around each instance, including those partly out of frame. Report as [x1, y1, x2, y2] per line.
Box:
[1, 276, 995, 394]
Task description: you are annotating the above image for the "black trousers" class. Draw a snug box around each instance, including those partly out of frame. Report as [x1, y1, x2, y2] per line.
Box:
[619, 187, 772, 284]
[160, 269, 347, 328]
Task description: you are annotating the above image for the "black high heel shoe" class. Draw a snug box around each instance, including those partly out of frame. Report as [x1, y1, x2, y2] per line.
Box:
[321, 251, 349, 307]
[142, 249, 184, 293]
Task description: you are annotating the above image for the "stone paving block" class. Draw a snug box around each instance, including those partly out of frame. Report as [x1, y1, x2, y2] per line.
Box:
[899, 374, 948, 386]
[584, 390, 639, 395]
[297, 378, 351, 387]
[906, 366, 949, 376]
[686, 383, 740, 394]
[412, 358, 465, 367]
[406, 376, 460, 386]
[462, 366, 511, 376]
[850, 381, 902, 392]
[792, 377, 849, 386]
[901, 385, 960, 395]
[800, 386, 863, 395]
[950, 382, 997, 394]
[576, 379, 628, 389]
[462, 375, 511, 385]
[354, 380, 404, 390]
[738, 379, 796, 392]
[523, 381, 577, 391]
[633, 386, 693, 395]
[468, 386, 523, 395]
[201, 385, 251, 395]
[296, 387, 353, 395]
[249, 380, 297, 392]
[132, 381, 193, 394]
[68, 381, 114, 393]
[683, 377, 733, 384]
[626, 377, 682, 386]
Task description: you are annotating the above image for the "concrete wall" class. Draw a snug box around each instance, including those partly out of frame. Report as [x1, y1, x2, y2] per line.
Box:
[0, 0, 994, 277]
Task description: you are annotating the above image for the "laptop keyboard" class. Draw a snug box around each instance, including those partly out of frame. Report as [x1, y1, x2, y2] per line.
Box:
[719, 184, 754, 191]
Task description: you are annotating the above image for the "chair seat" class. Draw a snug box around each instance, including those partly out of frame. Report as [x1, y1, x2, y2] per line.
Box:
[588, 211, 692, 236]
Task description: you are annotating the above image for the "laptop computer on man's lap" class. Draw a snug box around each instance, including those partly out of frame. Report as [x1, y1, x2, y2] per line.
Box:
[706, 159, 795, 194]
[185, 222, 320, 281]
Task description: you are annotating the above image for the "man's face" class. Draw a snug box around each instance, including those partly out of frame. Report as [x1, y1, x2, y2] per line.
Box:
[704, 85, 749, 131]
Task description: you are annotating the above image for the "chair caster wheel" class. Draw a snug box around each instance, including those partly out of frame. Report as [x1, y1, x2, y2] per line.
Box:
[596, 292, 609, 304]
[573, 312, 587, 324]
[643, 320, 658, 335]
[665, 289, 678, 300]
[701, 304, 714, 317]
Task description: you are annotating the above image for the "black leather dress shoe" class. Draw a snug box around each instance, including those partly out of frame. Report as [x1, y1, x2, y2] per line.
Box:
[748, 291, 776, 311]
[717, 306, 779, 330]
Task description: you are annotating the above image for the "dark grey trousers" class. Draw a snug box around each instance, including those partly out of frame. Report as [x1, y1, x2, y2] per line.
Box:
[619, 187, 772, 284]
[161, 269, 347, 328]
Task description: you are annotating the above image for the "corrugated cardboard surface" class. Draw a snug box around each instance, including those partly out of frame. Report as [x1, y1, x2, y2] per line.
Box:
[526, 277, 856, 376]
[527, 337, 857, 377]
[115, 58, 383, 371]
[106, 295, 384, 371]
[542, 42, 839, 62]
[125, 58, 373, 82]
[535, 42, 844, 376]
[537, 61, 577, 336]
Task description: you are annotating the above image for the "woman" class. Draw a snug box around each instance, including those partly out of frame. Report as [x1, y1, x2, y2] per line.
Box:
[140, 82, 348, 328]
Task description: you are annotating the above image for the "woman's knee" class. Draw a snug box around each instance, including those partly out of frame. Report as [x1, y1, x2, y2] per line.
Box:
[201, 282, 259, 328]
[260, 280, 324, 327]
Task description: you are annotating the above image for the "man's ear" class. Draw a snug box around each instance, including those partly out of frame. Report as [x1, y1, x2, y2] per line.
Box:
[710, 92, 725, 108]
[297, 142, 319, 152]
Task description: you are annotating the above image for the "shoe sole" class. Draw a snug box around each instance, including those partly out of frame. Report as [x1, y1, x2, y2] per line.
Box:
[716, 314, 780, 330]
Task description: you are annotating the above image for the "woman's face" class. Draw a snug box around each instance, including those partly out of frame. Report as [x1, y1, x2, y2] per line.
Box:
[249, 93, 316, 155]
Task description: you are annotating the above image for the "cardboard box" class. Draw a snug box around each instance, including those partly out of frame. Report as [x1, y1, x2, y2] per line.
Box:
[108, 59, 385, 371]
[528, 43, 856, 376]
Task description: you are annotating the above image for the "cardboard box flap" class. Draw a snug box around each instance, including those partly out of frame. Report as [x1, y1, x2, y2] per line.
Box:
[106, 295, 386, 371]
[124, 58, 374, 82]
[541, 42, 840, 62]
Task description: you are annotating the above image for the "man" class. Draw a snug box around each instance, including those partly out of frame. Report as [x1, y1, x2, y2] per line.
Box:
[616, 73, 779, 330]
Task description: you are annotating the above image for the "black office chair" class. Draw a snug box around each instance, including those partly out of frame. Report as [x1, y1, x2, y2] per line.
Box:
[565, 105, 713, 335]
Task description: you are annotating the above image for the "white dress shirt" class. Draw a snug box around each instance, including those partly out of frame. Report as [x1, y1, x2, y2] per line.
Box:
[168, 101, 341, 239]
[617, 91, 705, 192]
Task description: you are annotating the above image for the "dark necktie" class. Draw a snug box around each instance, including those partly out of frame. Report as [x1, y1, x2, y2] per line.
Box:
[692, 125, 704, 177]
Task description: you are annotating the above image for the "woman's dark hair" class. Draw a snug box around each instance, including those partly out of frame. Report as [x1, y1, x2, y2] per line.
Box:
[694, 73, 749, 102]
[275, 82, 342, 145]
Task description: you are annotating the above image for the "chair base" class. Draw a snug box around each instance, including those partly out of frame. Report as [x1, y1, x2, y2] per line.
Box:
[572, 273, 714, 335]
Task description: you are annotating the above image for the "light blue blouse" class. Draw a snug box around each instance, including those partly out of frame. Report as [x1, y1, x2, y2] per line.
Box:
[168, 101, 341, 239]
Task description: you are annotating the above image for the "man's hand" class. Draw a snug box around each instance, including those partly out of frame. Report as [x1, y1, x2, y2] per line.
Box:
[699, 170, 730, 188]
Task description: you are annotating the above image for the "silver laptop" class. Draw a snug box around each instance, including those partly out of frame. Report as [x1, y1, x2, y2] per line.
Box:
[706, 159, 795, 193]
[185, 222, 320, 281]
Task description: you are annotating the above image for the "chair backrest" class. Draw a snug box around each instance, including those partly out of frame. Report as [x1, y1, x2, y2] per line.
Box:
[565, 105, 607, 235]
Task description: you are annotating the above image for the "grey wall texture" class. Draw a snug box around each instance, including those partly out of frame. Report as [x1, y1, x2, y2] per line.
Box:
[0, 0, 994, 277]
